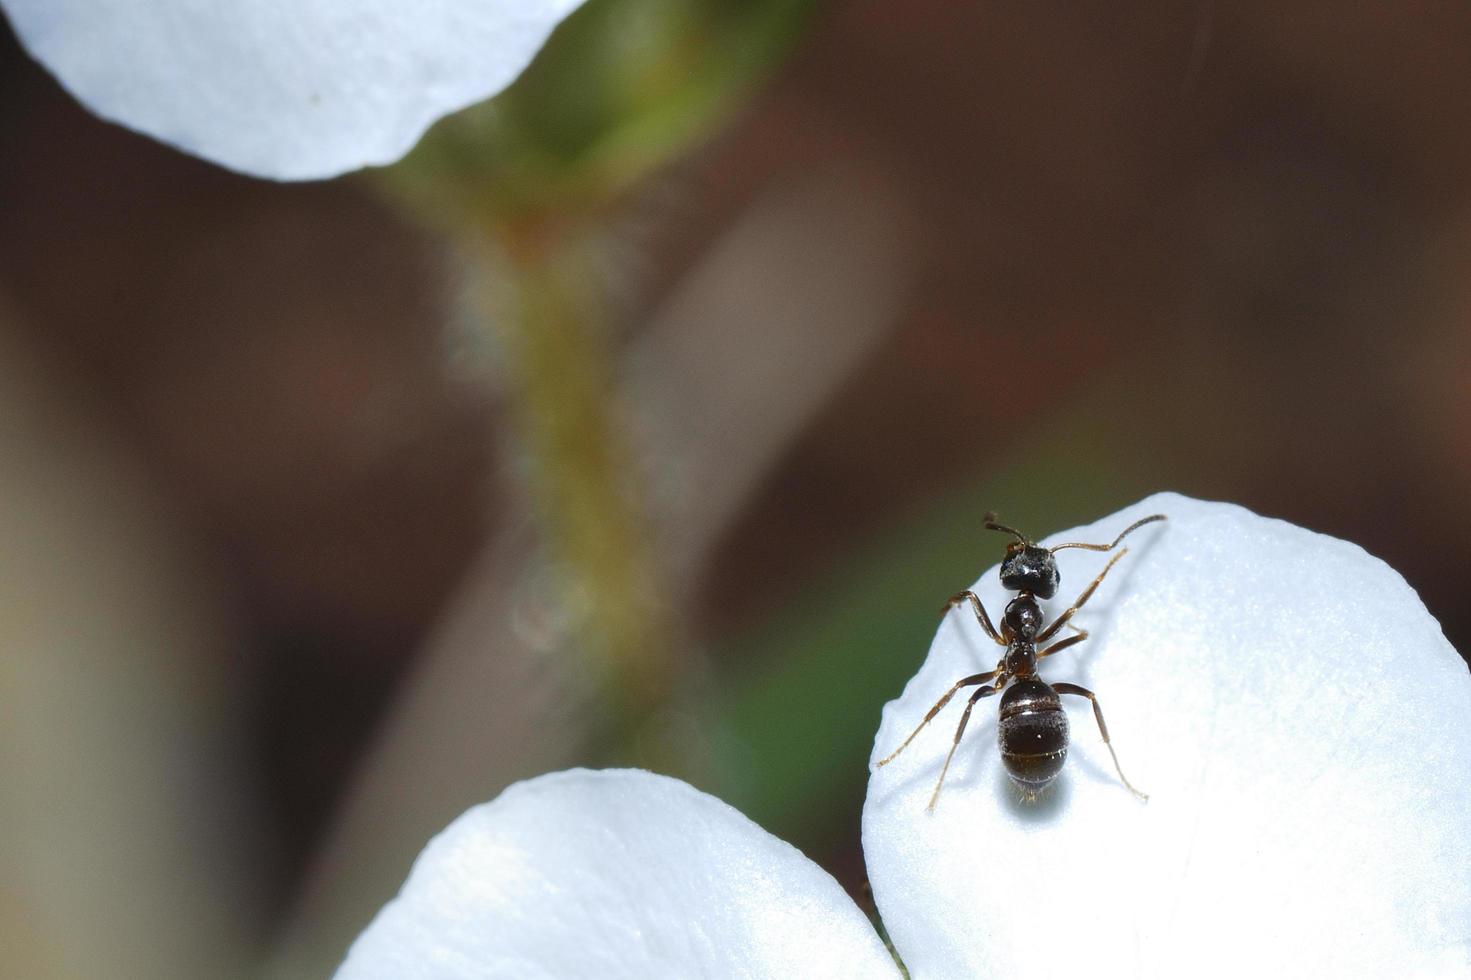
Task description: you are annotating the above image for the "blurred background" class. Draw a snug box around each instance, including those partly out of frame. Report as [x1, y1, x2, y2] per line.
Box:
[3, 1, 1470, 977]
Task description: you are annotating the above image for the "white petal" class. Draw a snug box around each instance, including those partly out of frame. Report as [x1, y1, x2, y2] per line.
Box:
[864, 494, 1471, 979]
[337, 769, 898, 980]
[0, 0, 587, 180]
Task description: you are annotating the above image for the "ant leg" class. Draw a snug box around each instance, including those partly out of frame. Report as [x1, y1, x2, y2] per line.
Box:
[1053, 682, 1148, 801]
[1037, 628, 1089, 660]
[1048, 514, 1166, 554]
[928, 683, 1001, 811]
[1035, 548, 1128, 643]
[943, 590, 1006, 646]
[876, 671, 996, 767]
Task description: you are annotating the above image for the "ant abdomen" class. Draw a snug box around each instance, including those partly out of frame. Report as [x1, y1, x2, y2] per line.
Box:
[998, 679, 1069, 793]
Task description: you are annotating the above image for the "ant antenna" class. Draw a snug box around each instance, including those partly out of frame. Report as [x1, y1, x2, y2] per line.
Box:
[982, 512, 1030, 547]
[1049, 513, 1167, 554]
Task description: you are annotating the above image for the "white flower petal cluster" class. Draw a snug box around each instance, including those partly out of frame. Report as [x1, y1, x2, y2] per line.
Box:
[866, 493, 1471, 979]
[0, 0, 587, 180]
[340, 496, 1471, 978]
[335, 768, 899, 980]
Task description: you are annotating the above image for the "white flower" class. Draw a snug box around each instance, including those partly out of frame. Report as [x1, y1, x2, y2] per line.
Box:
[865, 493, 1471, 979]
[334, 768, 899, 979]
[338, 496, 1471, 978]
[0, 0, 588, 180]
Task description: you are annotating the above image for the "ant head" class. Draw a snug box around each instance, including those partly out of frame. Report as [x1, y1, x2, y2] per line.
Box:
[984, 514, 1061, 599]
[999, 545, 1060, 599]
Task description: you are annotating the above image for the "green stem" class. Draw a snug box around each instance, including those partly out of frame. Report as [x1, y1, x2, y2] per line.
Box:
[481, 219, 674, 738]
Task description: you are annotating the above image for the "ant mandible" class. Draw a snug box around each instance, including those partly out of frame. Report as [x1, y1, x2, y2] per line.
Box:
[876, 512, 1166, 810]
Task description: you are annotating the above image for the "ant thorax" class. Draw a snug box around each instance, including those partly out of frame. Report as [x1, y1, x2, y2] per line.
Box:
[1002, 641, 1037, 678]
[1001, 595, 1043, 641]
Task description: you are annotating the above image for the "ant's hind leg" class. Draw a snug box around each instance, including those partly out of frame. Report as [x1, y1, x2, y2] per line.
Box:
[927, 683, 1000, 811]
[876, 671, 996, 767]
[1035, 548, 1128, 643]
[944, 590, 1006, 645]
[1053, 682, 1148, 801]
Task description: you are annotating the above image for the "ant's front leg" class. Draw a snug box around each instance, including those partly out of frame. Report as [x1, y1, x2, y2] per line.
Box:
[944, 590, 1006, 646]
[1035, 548, 1129, 643]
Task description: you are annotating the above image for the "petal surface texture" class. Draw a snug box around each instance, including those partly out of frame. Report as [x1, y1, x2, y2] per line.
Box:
[0, 0, 586, 180]
[336, 768, 899, 980]
[864, 493, 1471, 980]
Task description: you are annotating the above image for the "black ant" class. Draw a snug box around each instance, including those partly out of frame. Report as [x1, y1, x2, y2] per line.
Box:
[876, 512, 1166, 809]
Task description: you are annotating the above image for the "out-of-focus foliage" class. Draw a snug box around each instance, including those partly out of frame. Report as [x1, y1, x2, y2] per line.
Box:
[378, 0, 823, 747]
[386, 0, 819, 219]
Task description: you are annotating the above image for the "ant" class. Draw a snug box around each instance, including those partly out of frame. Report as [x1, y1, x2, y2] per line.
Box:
[876, 512, 1166, 810]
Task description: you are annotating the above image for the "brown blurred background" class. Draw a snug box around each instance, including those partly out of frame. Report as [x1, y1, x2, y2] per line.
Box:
[3, 2, 1470, 978]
